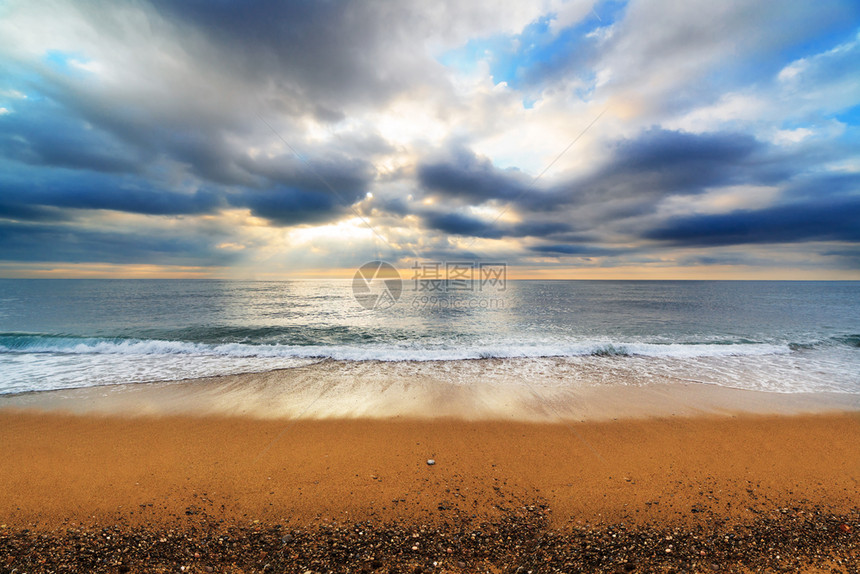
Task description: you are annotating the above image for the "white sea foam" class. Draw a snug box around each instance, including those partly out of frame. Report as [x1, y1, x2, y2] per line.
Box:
[2, 281, 858, 399]
[0, 335, 792, 361]
[1, 335, 857, 396]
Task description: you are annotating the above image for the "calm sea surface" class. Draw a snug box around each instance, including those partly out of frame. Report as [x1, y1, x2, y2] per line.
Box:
[0, 279, 858, 395]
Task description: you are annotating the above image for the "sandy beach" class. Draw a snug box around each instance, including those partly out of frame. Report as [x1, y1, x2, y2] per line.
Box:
[1, 409, 859, 530]
[1, 374, 859, 572]
[3, 0, 860, 568]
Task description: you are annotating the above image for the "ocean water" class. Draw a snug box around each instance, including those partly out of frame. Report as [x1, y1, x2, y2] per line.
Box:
[0, 279, 858, 395]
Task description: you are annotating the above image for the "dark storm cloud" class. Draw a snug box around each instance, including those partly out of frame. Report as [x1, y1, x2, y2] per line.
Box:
[0, 202, 66, 223]
[513, 220, 572, 237]
[1, 178, 360, 228]
[421, 212, 505, 239]
[544, 129, 774, 211]
[610, 129, 760, 179]
[420, 210, 572, 240]
[31, 81, 265, 188]
[529, 244, 626, 256]
[782, 172, 860, 201]
[46, 185, 219, 216]
[0, 165, 223, 219]
[420, 130, 767, 212]
[418, 147, 531, 203]
[227, 152, 373, 226]
[0, 157, 366, 225]
[0, 221, 236, 265]
[0, 0, 392, 223]
[146, 0, 444, 112]
[416, 129, 772, 243]
[646, 198, 860, 246]
[229, 186, 355, 227]
[412, 127, 860, 259]
[236, 153, 373, 198]
[0, 97, 147, 174]
[0, 79, 374, 224]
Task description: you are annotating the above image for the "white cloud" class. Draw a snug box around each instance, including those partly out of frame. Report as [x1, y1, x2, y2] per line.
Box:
[591, 0, 857, 121]
[772, 128, 814, 145]
[547, 0, 598, 35]
[665, 29, 859, 144]
[0, 89, 26, 99]
[777, 59, 806, 83]
[68, 58, 103, 74]
[658, 185, 783, 217]
[664, 93, 768, 133]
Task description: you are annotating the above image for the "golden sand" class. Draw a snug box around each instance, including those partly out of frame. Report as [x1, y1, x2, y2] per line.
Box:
[1, 410, 857, 531]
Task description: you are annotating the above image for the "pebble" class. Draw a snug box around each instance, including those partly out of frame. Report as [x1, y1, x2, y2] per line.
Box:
[0, 505, 855, 573]
[427, 459, 435, 465]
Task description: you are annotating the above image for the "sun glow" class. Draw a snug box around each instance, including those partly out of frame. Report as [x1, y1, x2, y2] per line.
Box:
[288, 218, 377, 245]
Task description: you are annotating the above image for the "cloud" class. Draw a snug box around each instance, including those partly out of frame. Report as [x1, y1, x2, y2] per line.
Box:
[0, 0, 857, 276]
[145, 1, 444, 112]
[236, 152, 373, 198]
[417, 129, 770, 229]
[0, 163, 224, 219]
[410, 122, 857, 263]
[229, 187, 350, 227]
[0, 221, 237, 265]
[591, 0, 860, 116]
[585, 129, 768, 197]
[0, 96, 147, 173]
[529, 243, 624, 256]
[0, 202, 67, 223]
[422, 211, 506, 239]
[646, 197, 860, 246]
[418, 146, 531, 204]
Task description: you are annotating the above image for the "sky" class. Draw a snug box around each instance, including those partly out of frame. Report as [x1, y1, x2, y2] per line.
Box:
[0, 0, 859, 279]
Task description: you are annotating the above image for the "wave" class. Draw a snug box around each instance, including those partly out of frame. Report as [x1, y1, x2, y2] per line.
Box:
[1, 333, 857, 397]
[0, 332, 800, 362]
[833, 334, 860, 348]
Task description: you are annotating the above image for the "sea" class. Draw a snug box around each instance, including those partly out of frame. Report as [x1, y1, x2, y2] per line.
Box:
[0, 279, 858, 396]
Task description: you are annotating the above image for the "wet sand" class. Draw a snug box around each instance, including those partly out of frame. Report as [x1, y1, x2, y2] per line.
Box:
[2, 359, 858, 421]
